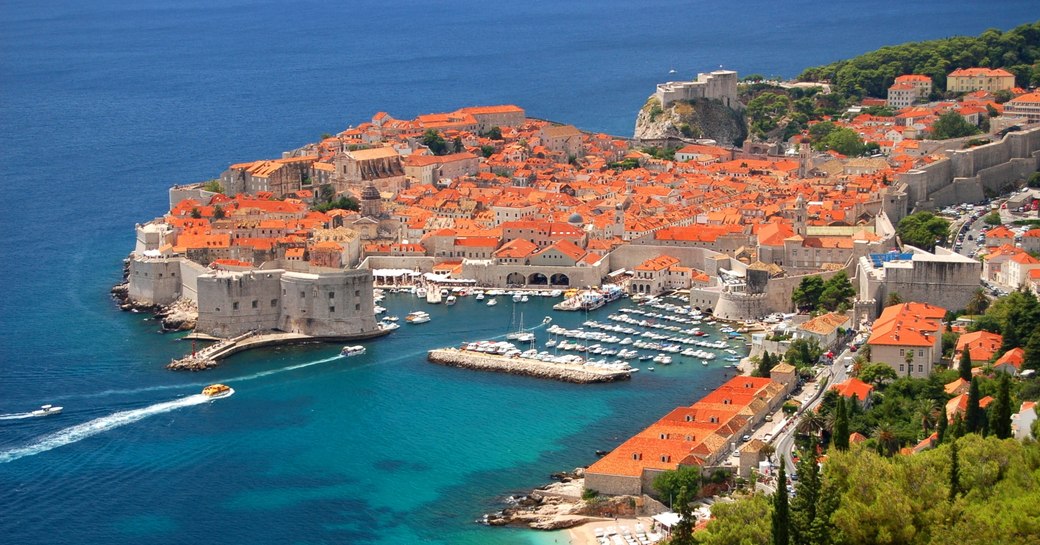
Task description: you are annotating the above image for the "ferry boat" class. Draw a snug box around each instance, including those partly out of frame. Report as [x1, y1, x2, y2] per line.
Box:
[31, 404, 62, 417]
[201, 384, 234, 399]
[406, 311, 431, 324]
[341, 345, 366, 357]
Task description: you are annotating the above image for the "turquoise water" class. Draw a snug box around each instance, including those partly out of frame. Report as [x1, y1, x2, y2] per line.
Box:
[1, 1, 1036, 543]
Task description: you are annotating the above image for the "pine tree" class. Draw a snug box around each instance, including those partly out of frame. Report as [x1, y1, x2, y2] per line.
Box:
[791, 444, 822, 545]
[936, 404, 948, 443]
[758, 351, 773, 378]
[948, 439, 960, 502]
[965, 377, 984, 435]
[772, 458, 790, 545]
[958, 346, 973, 381]
[989, 373, 1013, 439]
[832, 397, 849, 451]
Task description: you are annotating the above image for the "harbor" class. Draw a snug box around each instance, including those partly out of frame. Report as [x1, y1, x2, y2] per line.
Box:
[427, 348, 632, 383]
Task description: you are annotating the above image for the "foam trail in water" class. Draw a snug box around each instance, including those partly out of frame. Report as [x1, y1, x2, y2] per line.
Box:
[55, 354, 346, 401]
[0, 413, 36, 420]
[0, 395, 211, 464]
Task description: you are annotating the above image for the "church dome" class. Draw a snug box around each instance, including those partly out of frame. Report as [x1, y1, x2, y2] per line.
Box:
[567, 212, 584, 225]
[361, 185, 380, 200]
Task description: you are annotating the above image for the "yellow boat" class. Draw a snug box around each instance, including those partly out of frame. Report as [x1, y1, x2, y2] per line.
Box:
[201, 384, 234, 398]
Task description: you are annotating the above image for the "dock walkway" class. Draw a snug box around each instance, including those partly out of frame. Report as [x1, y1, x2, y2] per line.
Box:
[427, 348, 631, 383]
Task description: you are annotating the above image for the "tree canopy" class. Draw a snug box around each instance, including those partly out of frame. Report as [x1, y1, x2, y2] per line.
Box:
[797, 21, 1040, 100]
[930, 111, 982, 140]
[897, 211, 950, 252]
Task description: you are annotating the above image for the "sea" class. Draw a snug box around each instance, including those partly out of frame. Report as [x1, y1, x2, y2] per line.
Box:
[0, 1, 1034, 543]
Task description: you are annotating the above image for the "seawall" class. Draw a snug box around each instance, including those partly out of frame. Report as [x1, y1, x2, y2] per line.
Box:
[427, 348, 631, 383]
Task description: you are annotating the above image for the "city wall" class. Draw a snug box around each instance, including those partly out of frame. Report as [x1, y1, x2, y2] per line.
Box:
[902, 126, 1040, 212]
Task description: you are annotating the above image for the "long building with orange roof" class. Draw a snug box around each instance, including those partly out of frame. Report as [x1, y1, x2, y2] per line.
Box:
[584, 369, 794, 496]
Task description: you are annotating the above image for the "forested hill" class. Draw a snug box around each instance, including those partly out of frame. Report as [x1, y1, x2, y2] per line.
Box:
[798, 21, 1040, 99]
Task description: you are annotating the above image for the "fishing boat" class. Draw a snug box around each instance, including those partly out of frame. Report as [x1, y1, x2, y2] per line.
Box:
[341, 345, 366, 357]
[201, 384, 234, 399]
[31, 404, 63, 417]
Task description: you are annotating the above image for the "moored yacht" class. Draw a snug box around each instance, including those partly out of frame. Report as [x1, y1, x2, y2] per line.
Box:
[406, 311, 431, 324]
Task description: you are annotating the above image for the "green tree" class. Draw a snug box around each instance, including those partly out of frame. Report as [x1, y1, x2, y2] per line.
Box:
[965, 288, 990, 315]
[958, 346, 973, 381]
[480, 126, 502, 140]
[452, 136, 464, 153]
[652, 465, 702, 504]
[983, 211, 1002, 226]
[190, 207, 202, 219]
[965, 377, 985, 435]
[931, 111, 982, 140]
[897, 211, 950, 251]
[937, 403, 949, 443]
[988, 373, 1012, 439]
[1025, 331, 1040, 373]
[832, 397, 850, 451]
[772, 459, 790, 545]
[786, 338, 823, 368]
[673, 485, 695, 545]
[213, 205, 225, 220]
[422, 129, 449, 155]
[949, 439, 960, 501]
[1028, 172, 1040, 189]
[793, 275, 825, 311]
[202, 180, 224, 194]
[757, 351, 774, 378]
[791, 444, 822, 545]
[699, 493, 772, 545]
[859, 363, 897, 388]
[480, 145, 495, 158]
[819, 127, 866, 157]
[820, 272, 856, 311]
[885, 292, 904, 306]
[747, 92, 792, 138]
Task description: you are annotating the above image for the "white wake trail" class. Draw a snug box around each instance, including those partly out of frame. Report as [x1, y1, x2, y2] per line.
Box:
[0, 413, 36, 420]
[0, 394, 211, 464]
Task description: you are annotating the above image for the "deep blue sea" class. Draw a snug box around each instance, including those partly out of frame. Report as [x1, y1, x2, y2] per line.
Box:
[0, 1, 1035, 543]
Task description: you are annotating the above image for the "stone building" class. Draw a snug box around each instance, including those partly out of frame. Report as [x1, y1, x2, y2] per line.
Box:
[865, 302, 945, 378]
[332, 146, 407, 194]
[655, 70, 740, 109]
[946, 68, 1015, 93]
[856, 247, 981, 319]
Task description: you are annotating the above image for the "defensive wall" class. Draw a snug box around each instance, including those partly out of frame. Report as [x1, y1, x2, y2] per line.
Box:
[900, 126, 1040, 213]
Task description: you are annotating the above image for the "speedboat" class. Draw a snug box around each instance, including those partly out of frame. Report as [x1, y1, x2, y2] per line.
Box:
[201, 384, 234, 399]
[378, 320, 400, 331]
[445, 295, 457, 306]
[341, 345, 366, 357]
[486, 298, 498, 307]
[475, 292, 485, 300]
[31, 404, 62, 417]
[406, 311, 431, 324]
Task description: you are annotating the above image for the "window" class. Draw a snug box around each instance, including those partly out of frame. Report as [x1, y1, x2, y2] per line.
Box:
[300, 291, 305, 298]
[632, 453, 642, 460]
[918, 349, 924, 357]
[355, 304, 360, 311]
[355, 290, 360, 297]
[232, 302, 239, 310]
[685, 415, 693, 422]
[659, 433, 667, 439]
[660, 455, 670, 463]
[271, 299, 278, 307]
[899, 349, 904, 356]
[252, 300, 258, 309]
[899, 364, 904, 372]
[329, 292, 335, 299]
[329, 306, 335, 313]
[918, 365, 924, 372]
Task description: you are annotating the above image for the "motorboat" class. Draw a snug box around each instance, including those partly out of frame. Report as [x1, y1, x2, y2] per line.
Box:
[341, 345, 366, 357]
[475, 292, 485, 300]
[31, 404, 62, 417]
[384, 315, 400, 322]
[406, 311, 431, 324]
[445, 295, 457, 306]
[201, 384, 234, 399]
[486, 298, 498, 307]
[378, 320, 400, 331]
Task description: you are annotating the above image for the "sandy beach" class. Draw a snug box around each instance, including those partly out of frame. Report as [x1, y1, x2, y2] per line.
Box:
[565, 516, 659, 545]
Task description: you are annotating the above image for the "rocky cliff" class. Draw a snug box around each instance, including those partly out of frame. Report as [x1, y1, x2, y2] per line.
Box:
[634, 97, 747, 146]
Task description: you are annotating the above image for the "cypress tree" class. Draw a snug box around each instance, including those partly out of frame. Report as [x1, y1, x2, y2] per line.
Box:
[772, 458, 790, 545]
[958, 346, 973, 381]
[758, 351, 773, 378]
[672, 485, 695, 545]
[949, 413, 965, 440]
[965, 377, 983, 434]
[989, 373, 1013, 439]
[948, 439, 960, 502]
[936, 404, 948, 443]
[791, 444, 821, 545]
[832, 397, 849, 451]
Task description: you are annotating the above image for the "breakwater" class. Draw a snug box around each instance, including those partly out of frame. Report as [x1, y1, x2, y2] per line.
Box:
[427, 348, 631, 383]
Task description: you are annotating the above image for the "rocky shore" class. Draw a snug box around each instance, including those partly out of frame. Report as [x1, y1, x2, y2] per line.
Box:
[111, 282, 198, 332]
[427, 348, 631, 383]
[482, 470, 644, 530]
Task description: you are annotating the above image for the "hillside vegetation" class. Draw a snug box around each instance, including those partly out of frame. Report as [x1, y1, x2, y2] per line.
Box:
[798, 21, 1040, 100]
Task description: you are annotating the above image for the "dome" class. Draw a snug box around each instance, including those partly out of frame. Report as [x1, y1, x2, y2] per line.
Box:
[361, 185, 380, 200]
[567, 212, 584, 225]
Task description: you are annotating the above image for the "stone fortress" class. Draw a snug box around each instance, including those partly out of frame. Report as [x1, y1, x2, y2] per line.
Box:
[654, 69, 741, 109]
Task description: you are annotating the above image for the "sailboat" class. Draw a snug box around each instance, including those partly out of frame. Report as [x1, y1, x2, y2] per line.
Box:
[506, 310, 535, 343]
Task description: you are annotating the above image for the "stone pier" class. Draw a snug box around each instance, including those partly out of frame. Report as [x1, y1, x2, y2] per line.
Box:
[427, 348, 631, 383]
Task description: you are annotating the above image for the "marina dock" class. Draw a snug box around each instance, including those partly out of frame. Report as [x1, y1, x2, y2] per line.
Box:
[427, 348, 632, 383]
[168, 328, 393, 370]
